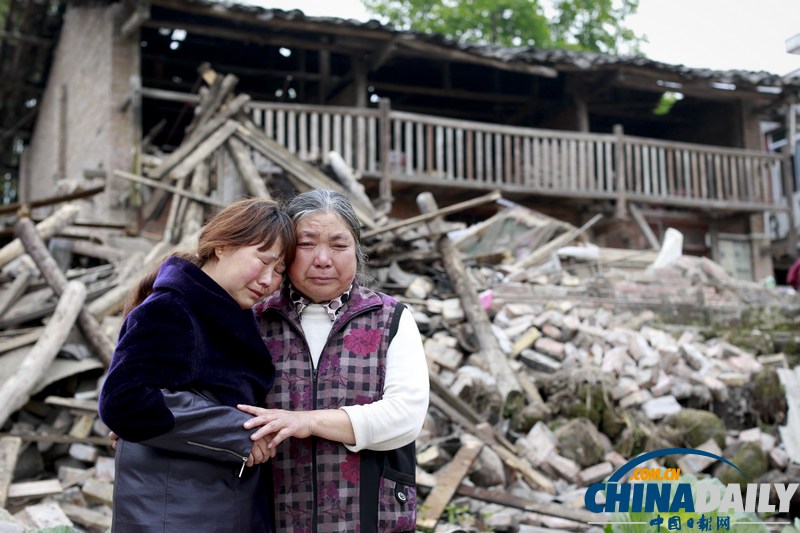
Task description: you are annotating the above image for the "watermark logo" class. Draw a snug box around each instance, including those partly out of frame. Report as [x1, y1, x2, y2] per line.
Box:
[584, 447, 798, 531]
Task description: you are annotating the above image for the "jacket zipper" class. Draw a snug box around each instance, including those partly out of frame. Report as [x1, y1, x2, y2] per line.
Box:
[187, 441, 248, 477]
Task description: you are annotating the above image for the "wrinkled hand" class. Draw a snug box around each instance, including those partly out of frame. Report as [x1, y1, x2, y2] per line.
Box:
[238, 404, 315, 449]
[108, 431, 119, 450]
[246, 435, 277, 467]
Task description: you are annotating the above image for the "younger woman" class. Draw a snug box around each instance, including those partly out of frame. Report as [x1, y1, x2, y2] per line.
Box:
[98, 198, 294, 532]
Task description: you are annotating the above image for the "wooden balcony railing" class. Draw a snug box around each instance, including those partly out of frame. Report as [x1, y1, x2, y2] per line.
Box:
[245, 100, 786, 212]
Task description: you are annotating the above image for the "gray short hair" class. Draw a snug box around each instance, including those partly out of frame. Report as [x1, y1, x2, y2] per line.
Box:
[287, 189, 368, 279]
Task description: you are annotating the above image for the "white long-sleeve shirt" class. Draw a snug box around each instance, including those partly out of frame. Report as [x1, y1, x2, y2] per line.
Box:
[299, 304, 429, 452]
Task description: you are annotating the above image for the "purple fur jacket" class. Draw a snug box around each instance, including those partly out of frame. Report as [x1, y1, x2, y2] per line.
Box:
[98, 255, 275, 441]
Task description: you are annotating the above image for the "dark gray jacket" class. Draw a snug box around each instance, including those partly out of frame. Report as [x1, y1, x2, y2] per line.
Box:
[111, 390, 271, 532]
[99, 258, 274, 532]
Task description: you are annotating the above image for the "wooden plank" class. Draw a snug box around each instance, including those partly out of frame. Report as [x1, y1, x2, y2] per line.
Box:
[415, 122, 424, 174]
[416, 479, 601, 526]
[356, 115, 365, 172]
[0, 204, 81, 269]
[404, 120, 413, 176]
[0, 282, 86, 427]
[435, 126, 444, 176]
[426, 124, 433, 172]
[504, 134, 512, 184]
[0, 432, 110, 446]
[311, 112, 320, 161]
[0, 436, 21, 507]
[149, 93, 249, 180]
[287, 110, 296, 154]
[334, 113, 343, 158]
[494, 133, 502, 185]
[456, 128, 464, 179]
[8, 478, 63, 499]
[15, 218, 112, 369]
[0, 267, 32, 317]
[170, 119, 240, 181]
[629, 204, 661, 250]
[509, 213, 603, 272]
[45, 396, 99, 412]
[465, 130, 474, 180]
[0, 327, 41, 354]
[276, 109, 286, 146]
[114, 170, 225, 207]
[475, 130, 484, 183]
[343, 114, 352, 167]
[61, 503, 113, 531]
[362, 190, 501, 239]
[416, 435, 483, 531]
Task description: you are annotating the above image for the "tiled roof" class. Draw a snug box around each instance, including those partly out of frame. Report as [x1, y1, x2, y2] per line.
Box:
[203, 1, 800, 90]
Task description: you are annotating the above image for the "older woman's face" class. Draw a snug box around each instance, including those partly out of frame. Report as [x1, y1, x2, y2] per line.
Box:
[289, 211, 357, 303]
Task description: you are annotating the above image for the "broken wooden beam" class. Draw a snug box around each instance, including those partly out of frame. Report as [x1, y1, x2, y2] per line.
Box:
[417, 434, 483, 531]
[416, 478, 601, 526]
[508, 213, 603, 273]
[113, 170, 226, 207]
[418, 191, 523, 412]
[0, 204, 81, 269]
[363, 190, 501, 240]
[15, 218, 114, 366]
[149, 93, 250, 180]
[0, 281, 86, 427]
[0, 436, 21, 508]
[0, 185, 104, 216]
[227, 136, 271, 198]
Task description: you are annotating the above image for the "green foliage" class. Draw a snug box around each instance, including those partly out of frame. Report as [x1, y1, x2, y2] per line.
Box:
[443, 502, 471, 523]
[362, 0, 643, 54]
[653, 92, 681, 116]
[32, 527, 83, 533]
[0, 0, 9, 27]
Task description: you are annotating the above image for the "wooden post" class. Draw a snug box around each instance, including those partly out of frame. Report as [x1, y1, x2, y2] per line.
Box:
[783, 102, 798, 255]
[131, 75, 143, 178]
[181, 162, 211, 241]
[614, 124, 628, 220]
[58, 84, 67, 183]
[417, 192, 523, 413]
[15, 217, 114, 366]
[378, 98, 393, 214]
[0, 281, 86, 427]
[0, 263, 33, 317]
[0, 436, 22, 508]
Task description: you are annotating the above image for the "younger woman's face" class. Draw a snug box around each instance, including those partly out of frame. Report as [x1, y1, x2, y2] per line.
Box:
[204, 240, 286, 309]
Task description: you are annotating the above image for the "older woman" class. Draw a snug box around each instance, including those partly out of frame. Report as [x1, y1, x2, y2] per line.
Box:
[238, 189, 430, 533]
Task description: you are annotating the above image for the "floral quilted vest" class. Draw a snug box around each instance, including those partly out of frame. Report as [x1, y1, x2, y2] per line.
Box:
[255, 283, 417, 533]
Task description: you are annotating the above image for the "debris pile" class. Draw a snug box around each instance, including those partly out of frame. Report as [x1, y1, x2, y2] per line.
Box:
[0, 71, 799, 532]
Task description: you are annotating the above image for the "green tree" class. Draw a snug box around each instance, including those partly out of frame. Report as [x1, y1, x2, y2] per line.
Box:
[362, 0, 642, 54]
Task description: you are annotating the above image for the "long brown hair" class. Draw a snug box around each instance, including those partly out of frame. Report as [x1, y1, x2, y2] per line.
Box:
[124, 198, 295, 316]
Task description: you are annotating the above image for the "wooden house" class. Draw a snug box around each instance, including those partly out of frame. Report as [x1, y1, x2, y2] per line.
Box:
[2, 0, 799, 281]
